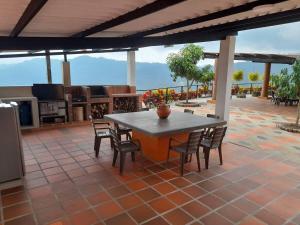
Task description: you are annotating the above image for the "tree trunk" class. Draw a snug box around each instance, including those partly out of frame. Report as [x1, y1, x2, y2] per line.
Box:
[186, 80, 189, 103]
[296, 98, 300, 126]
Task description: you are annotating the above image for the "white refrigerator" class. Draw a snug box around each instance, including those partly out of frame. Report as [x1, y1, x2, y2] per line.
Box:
[0, 102, 25, 184]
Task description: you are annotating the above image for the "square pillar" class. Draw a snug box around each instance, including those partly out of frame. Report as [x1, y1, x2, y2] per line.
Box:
[62, 61, 71, 86]
[215, 36, 236, 121]
[45, 51, 52, 84]
[212, 58, 218, 101]
[260, 62, 271, 98]
[127, 51, 136, 86]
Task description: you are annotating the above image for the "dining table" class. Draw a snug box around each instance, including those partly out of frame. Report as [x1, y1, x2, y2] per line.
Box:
[104, 111, 226, 161]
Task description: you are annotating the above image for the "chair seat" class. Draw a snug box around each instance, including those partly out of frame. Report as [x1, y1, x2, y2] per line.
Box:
[120, 142, 140, 152]
[200, 137, 220, 149]
[170, 143, 195, 154]
[96, 130, 111, 138]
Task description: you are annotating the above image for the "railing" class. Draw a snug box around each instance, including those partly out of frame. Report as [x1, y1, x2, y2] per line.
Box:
[137, 83, 213, 103]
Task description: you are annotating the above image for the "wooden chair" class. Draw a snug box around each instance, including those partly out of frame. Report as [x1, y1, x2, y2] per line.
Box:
[112, 110, 132, 140]
[110, 128, 143, 175]
[200, 126, 227, 169]
[167, 130, 204, 176]
[89, 115, 112, 158]
[184, 109, 194, 114]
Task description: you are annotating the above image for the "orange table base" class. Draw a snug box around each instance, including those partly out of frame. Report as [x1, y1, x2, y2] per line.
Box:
[132, 130, 189, 162]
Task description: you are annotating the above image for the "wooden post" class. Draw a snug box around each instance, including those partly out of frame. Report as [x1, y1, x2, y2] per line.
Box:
[261, 62, 271, 98]
[45, 50, 52, 84]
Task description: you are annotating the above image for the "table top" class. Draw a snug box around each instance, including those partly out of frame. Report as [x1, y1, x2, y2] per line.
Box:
[104, 111, 226, 136]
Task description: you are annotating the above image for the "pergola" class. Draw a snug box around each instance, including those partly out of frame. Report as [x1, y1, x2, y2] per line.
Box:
[204, 52, 297, 99]
[1, 0, 300, 121]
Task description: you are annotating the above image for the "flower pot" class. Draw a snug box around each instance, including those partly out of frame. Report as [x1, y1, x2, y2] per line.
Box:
[156, 102, 171, 119]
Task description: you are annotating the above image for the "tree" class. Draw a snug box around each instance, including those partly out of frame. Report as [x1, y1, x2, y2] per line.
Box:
[232, 70, 244, 83]
[195, 64, 214, 95]
[167, 44, 204, 103]
[291, 59, 300, 126]
[248, 72, 259, 83]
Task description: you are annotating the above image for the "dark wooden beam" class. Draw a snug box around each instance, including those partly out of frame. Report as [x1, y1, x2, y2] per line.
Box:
[0, 48, 138, 58]
[10, 0, 48, 37]
[71, 0, 186, 37]
[0, 31, 230, 51]
[204, 52, 296, 64]
[128, 0, 287, 38]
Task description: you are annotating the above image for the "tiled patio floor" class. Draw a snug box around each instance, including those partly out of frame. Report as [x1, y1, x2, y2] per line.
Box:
[1, 98, 300, 225]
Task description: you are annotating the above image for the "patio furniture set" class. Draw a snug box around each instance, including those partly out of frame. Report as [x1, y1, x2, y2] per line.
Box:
[271, 91, 299, 106]
[91, 109, 227, 176]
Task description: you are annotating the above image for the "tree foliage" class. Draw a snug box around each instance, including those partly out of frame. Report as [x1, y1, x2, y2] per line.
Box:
[273, 60, 300, 125]
[248, 72, 260, 82]
[167, 44, 204, 103]
[232, 70, 244, 82]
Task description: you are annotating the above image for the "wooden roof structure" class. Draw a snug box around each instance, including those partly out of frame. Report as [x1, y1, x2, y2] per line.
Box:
[204, 52, 298, 64]
[0, 0, 299, 50]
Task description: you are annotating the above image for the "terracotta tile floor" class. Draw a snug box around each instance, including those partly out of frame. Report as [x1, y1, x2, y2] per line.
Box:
[0, 97, 300, 225]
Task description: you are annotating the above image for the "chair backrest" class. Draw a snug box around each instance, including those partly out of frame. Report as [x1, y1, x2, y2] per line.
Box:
[109, 128, 121, 151]
[207, 114, 220, 119]
[186, 130, 204, 153]
[184, 109, 194, 114]
[210, 126, 227, 148]
[112, 110, 126, 114]
[89, 115, 97, 136]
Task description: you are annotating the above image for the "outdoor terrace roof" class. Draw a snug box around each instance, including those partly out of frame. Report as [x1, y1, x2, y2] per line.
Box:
[204, 52, 298, 64]
[0, 0, 300, 50]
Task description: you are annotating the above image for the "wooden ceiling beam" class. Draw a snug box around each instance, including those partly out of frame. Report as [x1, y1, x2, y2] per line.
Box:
[127, 0, 288, 38]
[10, 0, 48, 37]
[1, 7, 300, 51]
[71, 0, 187, 37]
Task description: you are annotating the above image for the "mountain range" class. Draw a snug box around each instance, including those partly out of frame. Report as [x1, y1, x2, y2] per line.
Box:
[0, 55, 292, 90]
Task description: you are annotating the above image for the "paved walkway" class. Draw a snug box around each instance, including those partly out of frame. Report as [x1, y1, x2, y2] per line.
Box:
[0, 97, 299, 225]
[172, 96, 300, 160]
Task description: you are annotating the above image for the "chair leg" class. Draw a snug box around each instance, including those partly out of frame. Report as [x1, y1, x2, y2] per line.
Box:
[189, 154, 192, 162]
[196, 151, 201, 172]
[120, 152, 126, 175]
[218, 145, 223, 165]
[94, 136, 98, 151]
[95, 138, 101, 158]
[131, 152, 135, 162]
[110, 137, 113, 149]
[112, 150, 118, 166]
[180, 153, 185, 176]
[204, 148, 210, 169]
[166, 148, 171, 165]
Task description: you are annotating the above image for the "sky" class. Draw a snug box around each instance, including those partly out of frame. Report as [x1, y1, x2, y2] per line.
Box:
[0, 21, 299, 65]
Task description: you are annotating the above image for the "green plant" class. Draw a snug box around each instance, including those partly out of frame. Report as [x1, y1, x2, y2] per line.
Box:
[167, 44, 204, 103]
[291, 59, 300, 125]
[248, 72, 260, 83]
[195, 64, 214, 95]
[232, 70, 244, 85]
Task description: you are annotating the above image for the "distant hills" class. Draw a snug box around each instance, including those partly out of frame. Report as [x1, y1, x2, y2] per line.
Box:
[0, 55, 292, 89]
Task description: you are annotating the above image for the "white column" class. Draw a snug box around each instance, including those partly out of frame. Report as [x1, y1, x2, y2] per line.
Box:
[215, 35, 236, 121]
[127, 51, 136, 86]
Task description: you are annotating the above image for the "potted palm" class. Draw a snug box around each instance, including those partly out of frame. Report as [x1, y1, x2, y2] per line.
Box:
[233, 70, 246, 98]
[248, 72, 260, 97]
